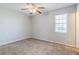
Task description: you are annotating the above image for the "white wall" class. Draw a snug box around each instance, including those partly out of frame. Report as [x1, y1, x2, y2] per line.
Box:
[32, 5, 76, 47]
[0, 7, 31, 46]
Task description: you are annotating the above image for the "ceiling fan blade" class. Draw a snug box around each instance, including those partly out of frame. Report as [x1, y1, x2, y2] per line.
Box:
[30, 12, 32, 14]
[26, 3, 31, 5]
[36, 10, 42, 14]
[38, 7, 45, 9]
[31, 3, 34, 6]
[26, 3, 35, 6]
[21, 8, 28, 10]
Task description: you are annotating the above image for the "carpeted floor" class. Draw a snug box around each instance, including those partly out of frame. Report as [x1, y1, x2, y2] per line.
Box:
[0, 38, 79, 55]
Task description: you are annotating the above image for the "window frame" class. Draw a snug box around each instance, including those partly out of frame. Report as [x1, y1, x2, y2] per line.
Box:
[55, 14, 67, 33]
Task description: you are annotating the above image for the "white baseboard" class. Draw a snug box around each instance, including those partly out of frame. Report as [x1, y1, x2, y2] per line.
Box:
[32, 37, 75, 48]
[0, 36, 31, 46]
[0, 36, 75, 48]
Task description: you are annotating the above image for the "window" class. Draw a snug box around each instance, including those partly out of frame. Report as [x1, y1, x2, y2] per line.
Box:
[55, 14, 67, 33]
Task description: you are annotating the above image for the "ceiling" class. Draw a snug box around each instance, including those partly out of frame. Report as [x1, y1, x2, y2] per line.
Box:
[0, 3, 76, 16]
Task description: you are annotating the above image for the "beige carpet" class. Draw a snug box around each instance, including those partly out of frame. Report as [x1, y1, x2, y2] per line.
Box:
[0, 38, 79, 55]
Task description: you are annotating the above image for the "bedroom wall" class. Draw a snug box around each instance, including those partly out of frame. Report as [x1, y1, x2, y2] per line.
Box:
[32, 5, 76, 47]
[0, 7, 31, 46]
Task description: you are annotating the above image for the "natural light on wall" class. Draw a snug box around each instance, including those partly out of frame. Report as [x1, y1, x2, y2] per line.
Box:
[55, 14, 67, 33]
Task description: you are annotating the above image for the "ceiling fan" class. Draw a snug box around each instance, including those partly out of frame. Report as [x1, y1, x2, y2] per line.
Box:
[21, 3, 45, 14]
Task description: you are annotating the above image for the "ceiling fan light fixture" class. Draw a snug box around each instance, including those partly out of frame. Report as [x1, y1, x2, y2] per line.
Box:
[21, 3, 45, 14]
[29, 9, 36, 13]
